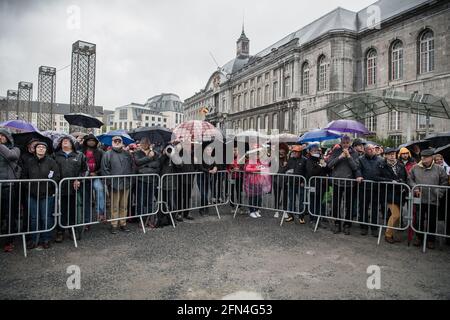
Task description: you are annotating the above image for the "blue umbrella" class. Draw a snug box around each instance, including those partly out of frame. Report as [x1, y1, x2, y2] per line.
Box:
[0, 120, 39, 132]
[298, 129, 343, 143]
[97, 130, 134, 146]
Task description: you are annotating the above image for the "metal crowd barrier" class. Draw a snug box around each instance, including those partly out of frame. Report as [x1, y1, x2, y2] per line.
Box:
[411, 184, 450, 252]
[308, 176, 412, 244]
[58, 174, 160, 247]
[160, 170, 229, 227]
[0, 179, 58, 257]
[230, 171, 307, 226]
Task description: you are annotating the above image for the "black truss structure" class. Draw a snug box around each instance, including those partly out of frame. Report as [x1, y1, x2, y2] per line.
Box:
[17, 81, 33, 122]
[37, 66, 56, 131]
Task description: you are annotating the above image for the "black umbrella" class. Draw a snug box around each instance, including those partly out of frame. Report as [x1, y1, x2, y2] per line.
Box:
[424, 132, 450, 148]
[64, 113, 104, 129]
[399, 140, 429, 150]
[128, 127, 172, 146]
[435, 144, 450, 163]
[13, 131, 54, 154]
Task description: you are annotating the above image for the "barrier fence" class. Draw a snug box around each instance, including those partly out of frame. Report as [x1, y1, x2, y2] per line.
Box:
[58, 174, 160, 248]
[229, 171, 306, 226]
[1, 173, 449, 256]
[307, 176, 412, 245]
[0, 179, 58, 257]
[411, 184, 450, 252]
[160, 170, 229, 226]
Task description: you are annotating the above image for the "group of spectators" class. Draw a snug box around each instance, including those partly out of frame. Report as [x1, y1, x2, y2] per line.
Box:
[1, 127, 449, 253]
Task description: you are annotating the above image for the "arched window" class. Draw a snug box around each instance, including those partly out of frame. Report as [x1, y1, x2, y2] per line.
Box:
[317, 55, 327, 91]
[366, 49, 377, 86]
[391, 41, 403, 80]
[419, 29, 434, 74]
[301, 62, 310, 95]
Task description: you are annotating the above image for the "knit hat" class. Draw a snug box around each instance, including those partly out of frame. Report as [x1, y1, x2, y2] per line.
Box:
[35, 141, 48, 149]
[398, 147, 411, 158]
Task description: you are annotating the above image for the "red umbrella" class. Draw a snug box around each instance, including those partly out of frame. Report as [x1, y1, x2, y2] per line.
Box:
[172, 120, 221, 142]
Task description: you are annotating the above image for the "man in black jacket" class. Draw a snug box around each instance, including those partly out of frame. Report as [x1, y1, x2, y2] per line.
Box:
[101, 136, 134, 234]
[357, 143, 386, 236]
[22, 142, 60, 249]
[133, 137, 160, 227]
[285, 145, 307, 223]
[82, 134, 105, 226]
[195, 145, 218, 216]
[326, 136, 362, 235]
[54, 136, 88, 243]
[0, 128, 21, 253]
[379, 148, 407, 244]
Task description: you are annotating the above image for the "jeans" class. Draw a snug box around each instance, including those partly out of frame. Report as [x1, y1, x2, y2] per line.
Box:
[196, 173, 210, 207]
[29, 196, 55, 244]
[137, 181, 154, 216]
[83, 179, 106, 223]
[288, 187, 304, 218]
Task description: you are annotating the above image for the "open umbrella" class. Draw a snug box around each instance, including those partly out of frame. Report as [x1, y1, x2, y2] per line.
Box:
[399, 140, 429, 151]
[321, 138, 341, 149]
[12, 131, 54, 154]
[299, 129, 343, 143]
[325, 120, 370, 135]
[0, 120, 39, 133]
[97, 130, 134, 146]
[64, 113, 104, 129]
[172, 120, 221, 142]
[128, 127, 172, 146]
[269, 133, 299, 145]
[435, 144, 450, 164]
[424, 132, 450, 148]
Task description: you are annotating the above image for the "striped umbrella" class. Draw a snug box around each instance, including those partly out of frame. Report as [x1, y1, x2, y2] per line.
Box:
[172, 120, 221, 142]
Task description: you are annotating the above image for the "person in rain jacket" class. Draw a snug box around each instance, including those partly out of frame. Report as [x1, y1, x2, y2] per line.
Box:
[0, 128, 21, 253]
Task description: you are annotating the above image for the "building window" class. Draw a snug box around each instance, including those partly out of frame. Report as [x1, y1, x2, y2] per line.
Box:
[152, 117, 155, 121]
[391, 41, 403, 80]
[243, 119, 248, 130]
[257, 116, 261, 130]
[250, 90, 255, 107]
[388, 111, 401, 131]
[257, 88, 262, 106]
[365, 116, 377, 132]
[272, 113, 278, 130]
[119, 109, 127, 120]
[284, 111, 289, 131]
[301, 108, 307, 129]
[249, 117, 254, 129]
[419, 29, 435, 74]
[318, 55, 327, 91]
[302, 62, 310, 95]
[238, 95, 242, 111]
[264, 85, 269, 104]
[257, 76, 261, 84]
[366, 49, 377, 86]
[164, 118, 167, 122]
[389, 135, 403, 146]
[158, 117, 161, 122]
[272, 82, 278, 102]
[244, 92, 248, 109]
[265, 72, 269, 80]
[284, 77, 290, 98]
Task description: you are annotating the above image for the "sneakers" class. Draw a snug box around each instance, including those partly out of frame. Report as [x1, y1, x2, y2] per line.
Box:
[55, 231, 64, 243]
[249, 212, 258, 219]
[274, 212, 280, 218]
[343, 225, 351, 236]
[255, 210, 261, 218]
[298, 217, 306, 224]
[285, 216, 294, 223]
[110, 226, 118, 234]
[385, 236, 395, 244]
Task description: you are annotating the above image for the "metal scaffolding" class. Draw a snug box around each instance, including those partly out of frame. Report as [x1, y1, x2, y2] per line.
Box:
[70, 40, 96, 116]
[6, 90, 18, 120]
[37, 66, 56, 131]
[17, 81, 33, 122]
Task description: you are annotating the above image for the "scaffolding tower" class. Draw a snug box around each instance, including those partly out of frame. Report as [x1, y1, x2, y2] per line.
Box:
[37, 66, 56, 131]
[6, 90, 18, 120]
[17, 81, 33, 122]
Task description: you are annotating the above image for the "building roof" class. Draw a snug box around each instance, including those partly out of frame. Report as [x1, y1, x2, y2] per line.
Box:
[218, 0, 434, 76]
[144, 93, 183, 113]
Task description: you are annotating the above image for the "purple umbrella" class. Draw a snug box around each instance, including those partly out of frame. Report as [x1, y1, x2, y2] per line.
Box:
[325, 120, 370, 135]
[0, 120, 39, 133]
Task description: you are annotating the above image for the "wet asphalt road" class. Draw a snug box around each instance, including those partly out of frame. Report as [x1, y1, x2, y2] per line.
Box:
[1, 206, 450, 300]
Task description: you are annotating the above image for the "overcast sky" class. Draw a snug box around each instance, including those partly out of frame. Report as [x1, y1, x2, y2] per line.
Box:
[0, 0, 375, 110]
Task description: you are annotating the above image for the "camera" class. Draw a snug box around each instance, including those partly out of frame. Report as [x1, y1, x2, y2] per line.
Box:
[164, 144, 175, 154]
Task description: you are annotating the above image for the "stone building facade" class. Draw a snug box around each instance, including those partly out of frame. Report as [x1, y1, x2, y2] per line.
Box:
[183, 0, 450, 144]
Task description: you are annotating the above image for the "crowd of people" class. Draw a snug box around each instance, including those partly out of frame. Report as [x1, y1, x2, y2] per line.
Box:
[1, 127, 450, 253]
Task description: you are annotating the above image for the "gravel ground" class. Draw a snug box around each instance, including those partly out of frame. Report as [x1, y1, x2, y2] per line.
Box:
[1, 206, 450, 300]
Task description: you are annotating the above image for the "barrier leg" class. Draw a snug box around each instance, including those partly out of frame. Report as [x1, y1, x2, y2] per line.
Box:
[71, 227, 78, 248]
[215, 205, 221, 220]
[22, 234, 27, 258]
[233, 205, 239, 219]
[169, 213, 176, 228]
[377, 227, 382, 246]
[280, 214, 285, 227]
[313, 217, 321, 233]
[423, 233, 427, 253]
[139, 216, 146, 234]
